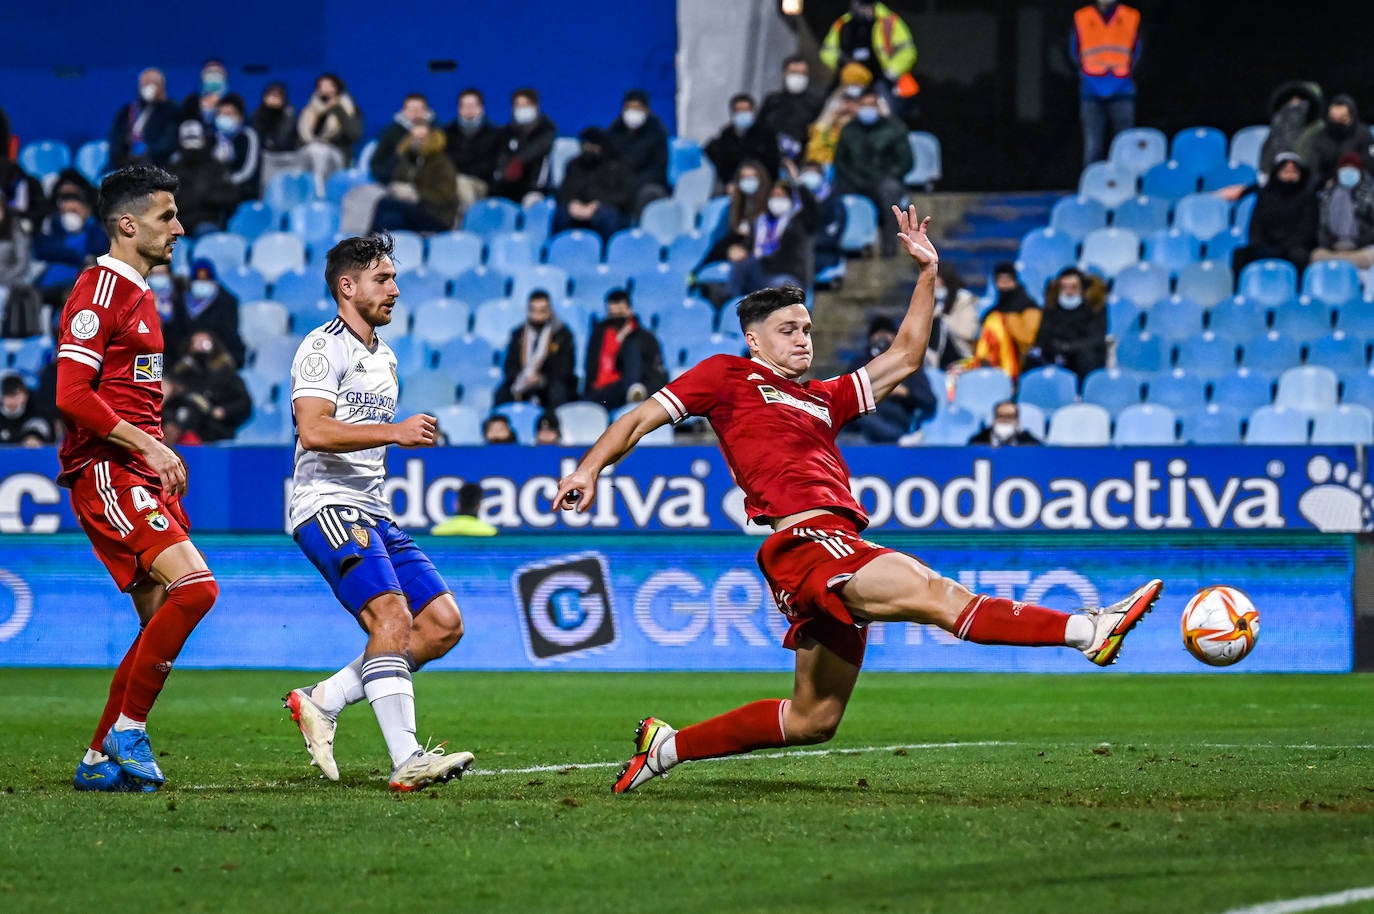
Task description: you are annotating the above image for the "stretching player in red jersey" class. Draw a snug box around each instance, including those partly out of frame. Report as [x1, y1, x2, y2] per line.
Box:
[555, 205, 1162, 793]
[57, 166, 219, 792]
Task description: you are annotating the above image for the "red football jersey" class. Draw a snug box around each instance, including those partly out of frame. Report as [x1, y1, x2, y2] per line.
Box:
[653, 354, 877, 527]
[56, 255, 166, 486]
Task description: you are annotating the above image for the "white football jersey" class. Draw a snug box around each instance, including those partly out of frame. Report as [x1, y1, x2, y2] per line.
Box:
[288, 317, 399, 529]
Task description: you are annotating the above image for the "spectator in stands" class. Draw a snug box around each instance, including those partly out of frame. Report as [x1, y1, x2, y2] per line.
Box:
[0, 158, 49, 234]
[108, 68, 181, 168]
[968, 400, 1042, 447]
[483, 414, 518, 445]
[493, 88, 556, 203]
[496, 290, 578, 410]
[833, 87, 912, 256]
[605, 89, 670, 216]
[534, 412, 562, 445]
[725, 167, 819, 298]
[146, 265, 177, 323]
[33, 191, 105, 305]
[371, 94, 433, 183]
[1311, 152, 1374, 270]
[252, 82, 301, 193]
[927, 263, 980, 369]
[1069, 0, 1141, 166]
[702, 160, 772, 266]
[210, 94, 261, 202]
[163, 330, 252, 443]
[1308, 95, 1374, 189]
[1230, 153, 1318, 274]
[1031, 267, 1108, 381]
[0, 376, 56, 446]
[169, 120, 238, 235]
[798, 160, 846, 280]
[820, 2, 919, 105]
[163, 259, 247, 369]
[583, 289, 668, 411]
[971, 263, 1042, 381]
[845, 316, 936, 443]
[807, 63, 872, 167]
[181, 59, 229, 126]
[444, 89, 504, 221]
[1259, 81, 1324, 176]
[759, 55, 826, 164]
[430, 482, 497, 536]
[705, 94, 780, 190]
[297, 73, 363, 193]
[0, 194, 37, 338]
[551, 127, 635, 240]
[371, 117, 459, 233]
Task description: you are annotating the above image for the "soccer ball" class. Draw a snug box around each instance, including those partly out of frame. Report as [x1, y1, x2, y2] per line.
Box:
[1181, 586, 1260, 667]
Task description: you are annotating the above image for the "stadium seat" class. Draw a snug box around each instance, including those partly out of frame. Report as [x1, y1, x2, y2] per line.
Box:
[324, 169, 370, 204]
[287, 201, 340, 245]
[74, 139, 109, 184]
[555, 402, 611, 446]
[1140, 161, 1196, 200]
[919, 406, 980, 445]
[1228, 125, 1269, 169]
[399, 268, 448, 306]
[452, 266, 510, 304]
[238, 301, 291, 349]
[1015, 259, 1053, 304]
[219, 266, 268, 302]
[951, 367, 1013, 422]
[249, 335, 305, 372]
[1142, 295, 1202, 341]
[1112, 262, 1171, 307]
[1179, 403, 1243, 444]
[905, 131, 944, 189]
[1017, 365, 1078, 413]
[1200, 163, 1258, 192]
[270, 267, 328, 308]
[457, 372, 499, 415]
[1013, 401, 1047, 439]
[1302, 260, 1363, 308]
[546, 137, 581, 189]
[1340, 368, 1374, 405]
[484, 401, 537, 442]
[510, 264, 571, 305]
[1114, 403, 1177, 445]
[1046, 403, 1112, 445]
[1310, 404, 1374, 445]
[433, 334, 497, 373]
[655, 298, 717, 351]
[1174, 194, 1231, 243]
[377, 230, 421, 274]
[569, 265, 629, 303]
[1145, 368, 1206, 412]
[1207, 295, 1267, 342]
[668, 137, 703, 186]
[605, 229, 664, 271]
[1237, 258, 1298, 308]
[545, 229, 604, 270]
[1270, 299, 1333, 342]
[8, 337, 52, 378]
[838, 196, 880, 253]
[1175, 261, 1233, 307]
[1245, 405, 1310, 444]
[1108, 298, 1142, 337]
[18, 140, 71, 178]
[1333, 302, 1374, 337]
[1209, 368, 1274, 415]
[286, 299, 336, 333]
[193, 232, 249, 276]
[639, 198, 694, 246]
[673, 167, 716, 213]
[557, 298, 594, 339]
[433, 405, 484, 446]
[1171, 127, 1228, 180]
[1110, 196, 1171, 235]
[234, 404, 291, 446]
[356, 140, 379, 175]
[666, 231, 712, 274]
[1201, 229, 1243, 264]
[1082, 367, 1145, 413]
[1275, 365, 1339, 411]
[239, 367, 277, 407]
[1143, 229, 1202, 275]
[521, 197, 555, 245]
[250, 232, 307, 283]
[1019, 228, 1078, 271]
[1049, 196, 1108, 241]
[1113, 332, 1165, 373]
[425, 231, 484, 277]
[1174, 332, 1238, 379]
[1078, 162, 1137, 208]
[630, 265, 690, 307]
[263, 171, 316, 214]
[398, 368, 459, 414]
[463, 198, 521, 238]
[680, 333, 745, 367]
[410, 298, 472, 345]
[470, 298, 524, 348]
[1240, 330, 1302, 374]
[1108, 127, 1168, 175]
[1306, 332, 1368, 374]
[227, 201, 279, 241]
[1231, 194, 1257, 234]
[388, 336, 430, 375]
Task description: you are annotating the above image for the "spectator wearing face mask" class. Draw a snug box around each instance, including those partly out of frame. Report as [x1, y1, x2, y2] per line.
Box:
[845, 316, 937, 444]
[702, 160, 772, 268]
[758, 56, 826, 163]
[164, 259, 247, 369]
[181, 59, 230, 126]
[0, 193, 40, 339]
[1030, 267, 1107, 381]
[1230, 153, 1319, 274]
[164, 330, 252, 443]
[705, 94, 781, 191]
[0, 375, 56, 446]
[169, 120, 239, 235]
[1258, 81, 1325, 177]
[109, 68, 181, 168]
[493, 88, 557, 203]
[926, 263, 980, 369]
[1311, 153, 1374, 269]
[725, 166, 819, 299]
[552, 127, 635, 241]
[210, 94, 261, 202]
[583, 289, 669, 411]
[495, 290, 578, 410]
[968, 400, 1041, 447]
[444, 89, 504, 221]
[833, 87, 912, 256]
[1307, 95, 1374, 190]
[33, 191, 105, 305]
[970, 262, 1042, 382]
[145, 265, 178, 325]
[797, 160, 847, 280]
[371, 94, 434, 184]
[807, 63, 872, 167]
[252, 82, 301, 192]
[605, 89, 670, 216]
[297, 73, 364, 194]
[371, 116, 459, 234]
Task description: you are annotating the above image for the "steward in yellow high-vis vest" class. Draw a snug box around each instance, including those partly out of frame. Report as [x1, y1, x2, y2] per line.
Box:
[820, 2, 917, 92]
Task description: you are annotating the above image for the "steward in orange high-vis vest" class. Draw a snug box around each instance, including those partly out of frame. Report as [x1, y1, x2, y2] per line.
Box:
[1070, 1, 1142, 165]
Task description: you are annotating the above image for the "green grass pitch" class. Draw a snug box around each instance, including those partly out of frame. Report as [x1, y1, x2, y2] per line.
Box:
[2, 669, 1372, 914]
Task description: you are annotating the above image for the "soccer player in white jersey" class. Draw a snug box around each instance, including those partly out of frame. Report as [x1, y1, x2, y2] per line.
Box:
[282, 233, 473, 792]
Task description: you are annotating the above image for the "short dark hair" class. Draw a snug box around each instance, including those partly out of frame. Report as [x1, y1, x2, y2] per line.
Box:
[858, 88, 879, 102]
[403, 92, 429, 107]
[605, 288, 631, 307]
[325, 233, 395, 301]
[783, 54, 808, 69]
[457, 482, 483, 515]
[97, 165, 179, 236]
[1, 375, 27, 397]
[528, 289, 551, 304]
[736, 285, 806, 332]
[316, 72, 345, 93]
[458, 87, 484, 104]
[993, 399, 1018, 415]
[218, 93, 246, 115]
[512, 87, 539, 105]
[483, 414, 512, 433]
[729, 93, 755, 109]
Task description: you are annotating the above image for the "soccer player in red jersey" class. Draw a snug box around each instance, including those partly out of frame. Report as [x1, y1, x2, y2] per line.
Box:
[554, 205, 1162, 793]
[57, 166, 219, 792]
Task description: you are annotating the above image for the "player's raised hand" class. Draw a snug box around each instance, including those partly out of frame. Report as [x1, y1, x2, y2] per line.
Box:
[394, 413, 438, 448]
[143, 439, 188, 497]
[893, 204, 938, 268]
[554, 469, 597, 514]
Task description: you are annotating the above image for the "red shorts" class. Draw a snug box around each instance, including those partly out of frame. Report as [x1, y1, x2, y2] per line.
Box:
[755, 514, 894, 668]
[69, 460, 191, 592]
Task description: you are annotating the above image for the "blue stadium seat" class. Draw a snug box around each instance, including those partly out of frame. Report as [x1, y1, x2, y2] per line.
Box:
[1334, 301, 1374, 337]
[1245, 405, 1310, 444]
[1140, 161, 1196, 200]
[556, 298, 594, 339]
[546, 137, 581, 189]
[1015, 260, 1053, 304]
[1144, 296, 1203, 341]
[1145, 368, 1206, 412]
[680, 333, 747, 368]
[1078, 162, 1137, 208]
[1340, 368, 1374, 405]
[287, 201, 340, 246]
[250, 232, 307, 283]
[1306, 332, 1368, 374]
[568, 265, 629, 303]
[1114, 403, 1177, 445]
[286, 299, 336, 334]
[1209, 368, 1274, 415]
[380, 230, 422, 275]
[1109, 127, 1168, 175]
[1019, 228, 1078, 271]
[1231, 193, 1257, 234]
[1302, 260, 1363, 308]
[398, 368, 459, 414]
[666, 231, 713, 274]
[433, 404, 484, 446]
[555, 402, 611, 446]
[270, 268, 328, 309]
[1108, 298, 1142, 336]
[324, 169, 370, 204]
[521, 197, 555, 246]
[1016, 401, 1048, 439]
[1179, 403, 1243, 444]
[1275, 365, 1339, 411]
[1171, 127, 1228, 181]
[1201, 229, 1243, 264]
[1143, 229, 1202, 276]
[1207, 295, 1267, 342]
[1046, 402, 1113, 445]
[356, 140, 379, 175]
[545, 229, 604, 270]
[1082, 367, 1145, 413]
[458, 372, 499, 415]
[655, 298, 716, 349]
[249, 335, 305, 372]
[919, 406, 980, 445]
[1175, 261, 1233, 307]
[673, 167, 716, 214]
[510, 264, 571, 306]
[8, 337, 52, 378]
[425, 231, 485, 277]
[606, 229, 664, 271]
[18, 140, 71, 178]
[1240, 330, 1302, 374]
[639, 198, 694, 246]
[668, 137, 703, 186]
[227, 202, 279, 241]
[193, 232, 249, 276]
[1200, 163, 1258, 192]
[694, 195, 731, 241]
[219, 266, 268, 302]
[952, 367, 1013, 422]
[263, 171, 316, 214]
[1114, 333, 1165, 373]
[906, 131, 944, 189]
[451, 267, 510, 304]
[1310, 404, 1374, 445]
[410, 298, 472, 345]
[1270, 299, 1333, 342]
[1174, 332, 1238, 379]
[1110, 196, 1171, 235]
[238, 301, 291, 349]
[838, 196, 879, 253]
[383, 301, 412, 336]
[463, 198, 521, 238]
[1017, 365, 1078, 413]
[470, 298, 524, 348]
[234, 404, 291, 446]
[1050, 196, 1108, 241]
[1112, 262, 1171, 306]
[389, 336, 430, 376]
[433, 334, 497, 373]
[1228, 126, 1269, 170]
[239, 367, 277, 407]
[399, 268, 449, 307]
[1237, 258, 1298, 309]
[630, 265, 690, 308]
[1173, 194, 1231, 243]
[488, 401, 540, 443]
[74, 140, 109, 184]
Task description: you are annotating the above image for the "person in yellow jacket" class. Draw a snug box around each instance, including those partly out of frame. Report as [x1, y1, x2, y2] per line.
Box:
[820, 2, 917, 101]
[1071, 0, 1142, 166]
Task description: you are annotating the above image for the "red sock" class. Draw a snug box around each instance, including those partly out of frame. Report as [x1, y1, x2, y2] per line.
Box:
[954, 595, 1069, 646]
[90, 632, 142, 751]
[674, 699, 788, 761]
[121, 574, 218, 722]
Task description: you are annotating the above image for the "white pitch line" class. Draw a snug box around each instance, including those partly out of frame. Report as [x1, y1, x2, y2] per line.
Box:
[1202, 744, 1374, 751]
[1216, 886, 1374, 914]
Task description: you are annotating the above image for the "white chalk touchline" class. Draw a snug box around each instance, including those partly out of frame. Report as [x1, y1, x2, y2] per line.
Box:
[1216, 886, 1374, 914]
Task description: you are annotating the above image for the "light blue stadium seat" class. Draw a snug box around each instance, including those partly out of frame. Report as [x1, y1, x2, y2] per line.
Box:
[1109, 127, 1168, 175]
[388, 336, 430, 375]
[384, 301, 412, 335]
[399, 268, 449, 306]
[545, 230, 603, 270]
[1143, 229, 1202, 276]
[1078, 162, 1137, 208]
[270, 268, 328, 308]
[510, 264, 571, 306]
[249, 335, 305, 372]
[1082, 367, 1145, 413]
[250, 232, 307, 283]
[1112, 262, 1171, 306]
[673, 167, 716, 214]
[1237, 258, 1298, 308]
[639, 198, 694, 246]
[1175, 331, 1238, 379]
[696, 196, 732, 243]
[1144, 368, 1205, 412]
[458, 371, 499, 414]
[546, 137, 581, 189]
[74, 140, 109, 184]
[555, 402, 611, 446]
[234, 404, 291, 446]
[227, 202, 279, 241]
[905, 131, 944, 189]
[655, 298, 717, 353]
[410, 298, 472, 345]
[218, 266, 268, 302]
[667, 231, 712, 275]
[1231, 193, 1257, 234]
[356, 140, 379, 175]
[1143, 296, 1203, 342]
[1240, 330, 1302, 374]
[470, 298, 524, 348]
[194, 232, 249, 276]
[434, 334, 497, 373]
[1016, 402, 1048, 439]
[1245, 405, 1311, 444]
[522, 197, 555, 246]
[1310, 404, 1374, 445]
[1046, 402, 1112, 445]
[1015, 260, 1052, 304]
[1270, 299, 1333, 342]
[1200, 163, 1257, 192]
[1174, 194, 1231, 243]
[398, 368, 460, 414]
[1175, 260, 1233, 307]
[1229, 126, 1268, 169]
[606, 229, 664, 271]
[6, 337, 51, 379]
[1209, 368, 1273, 414]
[556, 298, 594, 339]
[433, 405, 484, 446]
[1306, 332, 1368, 374]
[668, 137, 703, 186]
[264, 171, 316, 214]
[1207, 295, 1266, 342]
[1202, 229, 1243, 264]
[1017, 365, 1078, 413]
[324, 169, 370, 204]
[1111, 196, 1171, 235]
[287, 201, 340, 245]
[426, 231, 484, 277]
[18, 140, 71, 178]
[1302, 260, 1362, 307]
[238, 301, 291, 349]
[1108, 298, 1142, 336]
[1114, 403, 1177, 445]
[239, 367, 277, 407]
[1140, 161, 1195, 200]
[1334, 302, 1374, 337]
[463, 198, 521, 238]
[1180, 403, 1243, 444]
[286, 299, 336, 333]
[451, 266, 510, 304]
[568, 265, 629, 303]
[1171, 127, 1228, 181]
[630, 265, 690, 308]
[381, 230, 423, 274]
[920, 406, 981, 445]
[952, 367, 1013, 422]
[1050, 196, 1108, 241]
[838, 196, 880, 253]
[1019, 228, 1078, 271]
[1114, 333, 1165, 373]
[1275, 365, 1339, 411]
[1340, 368, 1374, 405]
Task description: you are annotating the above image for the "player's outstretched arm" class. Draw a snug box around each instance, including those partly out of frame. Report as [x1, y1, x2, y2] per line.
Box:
[554, 399, 673, 513]
[864, 204, 940, 403]
[294, 398, 437, 452]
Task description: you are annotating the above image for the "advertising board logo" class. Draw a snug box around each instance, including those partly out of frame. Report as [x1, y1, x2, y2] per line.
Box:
[512, 553, 616, 661]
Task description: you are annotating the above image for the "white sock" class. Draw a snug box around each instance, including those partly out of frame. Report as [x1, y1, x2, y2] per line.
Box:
[361, 653, 420, 768]
[113, 713, 146, 732]
[656, 734, 679, 771]
[1065, 615, 1095, 650]
[82, 749, 107, 765]
[309, 655, 366, 715]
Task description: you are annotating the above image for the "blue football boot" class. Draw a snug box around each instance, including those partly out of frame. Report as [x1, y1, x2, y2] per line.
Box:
[101, 727, 166, 785]
[73, 756, 131, 792]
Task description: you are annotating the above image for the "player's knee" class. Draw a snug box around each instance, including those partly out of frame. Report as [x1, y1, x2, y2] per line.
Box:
[362, 595, 413, 640]
[167, 573, 218, 624]
[789, 704, 844, 745]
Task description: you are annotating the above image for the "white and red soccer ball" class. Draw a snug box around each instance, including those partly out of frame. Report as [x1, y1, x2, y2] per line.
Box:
[1181, 585, 1260, 667]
